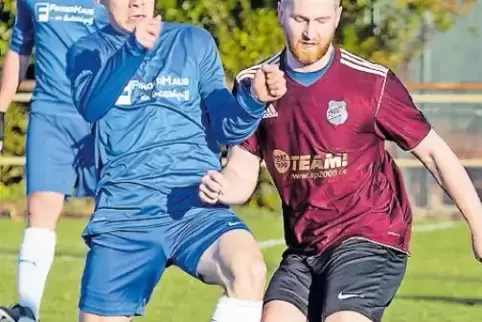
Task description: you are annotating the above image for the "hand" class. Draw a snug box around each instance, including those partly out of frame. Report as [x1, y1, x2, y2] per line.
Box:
[199, 170, 229, 204]
[471, 231, 482, 262]
[250, 64, 287, 103]
[134, 15, 162, 50]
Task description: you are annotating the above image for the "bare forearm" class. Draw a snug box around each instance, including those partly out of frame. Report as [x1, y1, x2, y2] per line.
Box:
[425, 149, 482, 229]
[0, 50, 29, 112]
[218, 166, 259, 205]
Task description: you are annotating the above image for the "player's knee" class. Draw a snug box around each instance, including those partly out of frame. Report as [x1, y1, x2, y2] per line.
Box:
[226, 250, 267, 300]
[27, 192, 65, 230]
[325, 310, 373, 322]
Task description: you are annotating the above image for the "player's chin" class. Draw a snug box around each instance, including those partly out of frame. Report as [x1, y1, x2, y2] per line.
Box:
[294, 49, 324, 66]
[123, 20, 140, 31]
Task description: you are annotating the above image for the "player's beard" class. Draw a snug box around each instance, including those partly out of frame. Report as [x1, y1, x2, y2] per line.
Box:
[288, 35, 333, 67]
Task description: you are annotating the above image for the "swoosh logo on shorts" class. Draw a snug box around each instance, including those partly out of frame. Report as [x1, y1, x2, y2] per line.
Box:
[338, 291, 364, 300]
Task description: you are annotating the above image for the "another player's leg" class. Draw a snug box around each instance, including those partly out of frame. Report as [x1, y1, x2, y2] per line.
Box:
[0, 192, 62, 321]
[0, 113, 82, 321]
[173, 209, 266, 322]
[78, 229, 167, 322]
[0, 113, 97, 322]
[261, 253, 314, 322]
[199, 229, 266, 322]
[321, 239, 407, 322]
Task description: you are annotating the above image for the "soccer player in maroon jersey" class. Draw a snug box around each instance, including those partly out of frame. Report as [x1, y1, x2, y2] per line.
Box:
[198, 0, 482, 322]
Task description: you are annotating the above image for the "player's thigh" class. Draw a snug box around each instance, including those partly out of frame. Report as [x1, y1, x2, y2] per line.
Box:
[321, 239, 407, 322]
[26, 192, 65, 229]
[79, 230, 168, 318]
[79, 312, 130, 322]
[263, 300, 308, 322]
[173, 208, 265, 289]
[262, 252, 316, 322]
[26, 112, 79, 196]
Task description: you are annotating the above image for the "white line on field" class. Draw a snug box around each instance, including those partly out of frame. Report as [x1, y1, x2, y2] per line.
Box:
[0, 222, 461, 261]
[257, 221, 460, 249]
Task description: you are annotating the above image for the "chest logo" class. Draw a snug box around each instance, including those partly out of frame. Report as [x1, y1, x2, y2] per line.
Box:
[327, 100, 348, 125]
[262, 103, 278, 119]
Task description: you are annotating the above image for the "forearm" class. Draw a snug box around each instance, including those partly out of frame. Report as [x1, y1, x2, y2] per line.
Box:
[218, 165, 259, 205]
[76, 35, 146, 122]
[424, 148, 482, 229]
[206, 84, 265, 145]
[0, 50, 29, 112]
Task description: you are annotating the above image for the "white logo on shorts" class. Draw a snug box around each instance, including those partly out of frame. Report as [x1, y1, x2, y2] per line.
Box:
[338, 291, 364, 300]
[228, 222, 241, 227]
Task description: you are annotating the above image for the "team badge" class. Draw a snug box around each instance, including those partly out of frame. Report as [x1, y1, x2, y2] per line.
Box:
[326, 100, 348, 125]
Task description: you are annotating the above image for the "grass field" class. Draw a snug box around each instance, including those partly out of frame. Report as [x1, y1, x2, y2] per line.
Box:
[0, 207, 482, 321]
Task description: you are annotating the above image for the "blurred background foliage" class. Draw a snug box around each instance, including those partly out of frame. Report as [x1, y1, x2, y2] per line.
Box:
[0, 0, 476, 211]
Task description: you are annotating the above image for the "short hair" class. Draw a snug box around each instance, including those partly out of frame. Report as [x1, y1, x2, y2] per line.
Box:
[280, 0, 341, 8]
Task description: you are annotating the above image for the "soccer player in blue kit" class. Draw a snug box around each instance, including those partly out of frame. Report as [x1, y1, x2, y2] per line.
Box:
[66, 0, 287, 321]
[0, 1, 107, 321]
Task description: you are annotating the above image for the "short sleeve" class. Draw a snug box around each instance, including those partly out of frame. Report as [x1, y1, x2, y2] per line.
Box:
[235, 130, 263, 159]
[9, 0, 34, 55]
[374, 70, 431, 151]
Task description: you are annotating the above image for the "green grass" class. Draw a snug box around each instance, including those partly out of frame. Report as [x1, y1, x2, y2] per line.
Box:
[0, 207, 481, 321]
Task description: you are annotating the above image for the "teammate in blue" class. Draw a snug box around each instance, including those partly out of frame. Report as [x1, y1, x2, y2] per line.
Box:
[0, 1, 108, 321]
[66, 0, 287, 321]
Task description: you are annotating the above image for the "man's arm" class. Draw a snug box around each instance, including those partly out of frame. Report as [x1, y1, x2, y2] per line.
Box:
[199, 132, 263, 205]
[1, 0, 34, 112]
[196, 28, 267, 145]
[0, 0, 34, 149]
[412, 130, 482, 228]
[217, 146, 261, 205]
[0, 50, 30, 113]
[375, 70, 482, 232]
[67, 34, 147, 123]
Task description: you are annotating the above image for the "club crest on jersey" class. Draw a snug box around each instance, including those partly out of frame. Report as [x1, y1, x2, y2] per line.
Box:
[326, 100, 348, 125]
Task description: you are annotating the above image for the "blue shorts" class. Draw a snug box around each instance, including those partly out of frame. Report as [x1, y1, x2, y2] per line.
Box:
[26, 112, 96, 197]
[78, 207, 250, 316]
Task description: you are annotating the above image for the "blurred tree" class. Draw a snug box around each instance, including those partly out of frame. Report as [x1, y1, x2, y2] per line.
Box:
[157, 0, 476, 76]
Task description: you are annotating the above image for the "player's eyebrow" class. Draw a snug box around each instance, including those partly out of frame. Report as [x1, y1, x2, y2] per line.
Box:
[291, 13, 331, 21]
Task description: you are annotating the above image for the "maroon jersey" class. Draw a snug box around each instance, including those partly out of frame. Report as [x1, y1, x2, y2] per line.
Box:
[235, 47, 431, 254]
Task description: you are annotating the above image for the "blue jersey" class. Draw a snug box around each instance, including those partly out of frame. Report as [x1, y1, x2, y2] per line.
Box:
[67, 23, 265, 233]
[10, 0, 108, 115]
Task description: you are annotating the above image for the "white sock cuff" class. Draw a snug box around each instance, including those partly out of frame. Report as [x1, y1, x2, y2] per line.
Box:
[20, 228, 56, 260]
[212, 296, 263, 322]
[217, 295, 263, 309]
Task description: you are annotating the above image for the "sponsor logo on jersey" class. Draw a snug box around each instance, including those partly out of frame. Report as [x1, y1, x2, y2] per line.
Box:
[272, 149, 348, 180]
[35, 2, 95, 25]
[115, 75, 191, 106]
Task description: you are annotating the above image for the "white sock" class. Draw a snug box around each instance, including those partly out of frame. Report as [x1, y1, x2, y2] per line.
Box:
[211, 295, 263, 322]
[17, 227, 56, 319]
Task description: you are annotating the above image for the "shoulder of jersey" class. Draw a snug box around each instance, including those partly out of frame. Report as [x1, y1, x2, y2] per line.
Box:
[235, 51, 283, 84]
[73, 31, 102, 51]
[338, 48, 389, 79]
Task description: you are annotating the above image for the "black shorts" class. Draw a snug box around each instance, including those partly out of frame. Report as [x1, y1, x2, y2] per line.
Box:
[264, 238, 407, 322]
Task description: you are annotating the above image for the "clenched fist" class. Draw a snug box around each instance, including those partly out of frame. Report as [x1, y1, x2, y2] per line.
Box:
[135, 15, 162, 50]
[250, 64, 287, 103]
[199, 170, 229, 204]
